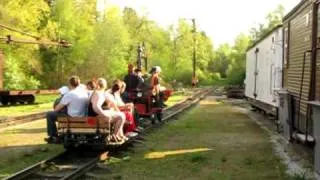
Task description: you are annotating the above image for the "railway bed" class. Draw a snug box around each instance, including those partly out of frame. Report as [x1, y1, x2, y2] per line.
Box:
[0, 112, 46, 129]
[4, 88, 212, 180]
[0, 89, 199, 130]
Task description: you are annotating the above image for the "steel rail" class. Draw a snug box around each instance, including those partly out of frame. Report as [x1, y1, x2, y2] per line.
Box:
[3, 151, 68, 180]
[4, 88, 212, 180]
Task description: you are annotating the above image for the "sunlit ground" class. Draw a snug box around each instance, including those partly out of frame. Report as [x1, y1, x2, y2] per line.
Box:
[97, 97, 292, 180]
[0, 95, 58, 117]
[0, 119, 63, 178]
[144, 148, 213, 159]
[0, 91, 188, 177]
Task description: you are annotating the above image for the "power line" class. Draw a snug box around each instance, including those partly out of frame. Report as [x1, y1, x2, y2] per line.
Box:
[0, 23, 41, 40]
[0, 22, 71, 47]
[0, 35, 71, 47]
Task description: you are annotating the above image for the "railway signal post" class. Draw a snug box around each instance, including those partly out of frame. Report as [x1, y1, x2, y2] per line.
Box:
[191, 18, 197, 88]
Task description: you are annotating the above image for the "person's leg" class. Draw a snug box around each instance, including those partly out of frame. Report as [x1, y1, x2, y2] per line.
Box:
[105, 110, 124, 141]
[113, 111, 126, 138]
[159, 91, 167, 107]
[46, 111, 59, 137]
[123, 111, 136, 134]
[133, 108, 140, 125]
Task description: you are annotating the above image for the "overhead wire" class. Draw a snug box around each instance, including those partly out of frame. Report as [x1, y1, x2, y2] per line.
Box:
[0, 23, 41, 40]
[0, 22, 71, 47]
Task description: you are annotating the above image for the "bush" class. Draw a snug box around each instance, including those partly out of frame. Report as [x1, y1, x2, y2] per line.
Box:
[227, 68, 245, 86]
[4, 54, 40, 90]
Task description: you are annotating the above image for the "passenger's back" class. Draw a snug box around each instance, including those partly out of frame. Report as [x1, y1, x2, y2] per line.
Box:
[60, 87, 89, 117]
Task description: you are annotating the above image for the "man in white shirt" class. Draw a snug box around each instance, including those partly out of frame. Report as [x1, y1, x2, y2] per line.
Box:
[45, 76, 89, 143]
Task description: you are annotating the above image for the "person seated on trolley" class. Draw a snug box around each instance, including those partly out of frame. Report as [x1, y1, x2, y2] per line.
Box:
[53, 86, 69, 114]
[88, 78, 128, 144]
[106, 80, 136, 135]
[86, 80, 97, 98]
[123, 64, 138, 91]
[147, 66, 167, 108]
[45, 76, 89, 143]
[134, 68, 144, 90]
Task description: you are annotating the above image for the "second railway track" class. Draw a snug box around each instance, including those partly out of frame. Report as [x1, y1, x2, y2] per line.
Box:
[0, 88, 205, 130]
[4, 88, 212, 180]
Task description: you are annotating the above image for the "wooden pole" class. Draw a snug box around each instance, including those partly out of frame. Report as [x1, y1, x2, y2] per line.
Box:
[0, 49, 4, 90]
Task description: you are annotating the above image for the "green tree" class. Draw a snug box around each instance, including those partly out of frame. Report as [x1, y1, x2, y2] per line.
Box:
[211, 44, 232, 78]
[0, 0, 50, 89]
[250, 4, 284, 42]
[226, 33, 250, 85]
[79, 7, 130, 82]
[39, 0, 97, 87]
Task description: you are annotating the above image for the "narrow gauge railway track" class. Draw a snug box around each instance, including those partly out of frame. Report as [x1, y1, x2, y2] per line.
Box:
[4, 88, 212, 180]
[4, 150, 103, 180]
[0, 89, 204, 130]
[0, 112, 46, 129]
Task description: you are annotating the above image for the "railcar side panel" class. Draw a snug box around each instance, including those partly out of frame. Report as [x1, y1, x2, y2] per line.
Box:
[245, 26, 283, 111]
[283, 1, 313, 133]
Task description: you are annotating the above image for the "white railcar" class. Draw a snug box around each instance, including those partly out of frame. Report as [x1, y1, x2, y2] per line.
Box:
[244, 25, 283, 116]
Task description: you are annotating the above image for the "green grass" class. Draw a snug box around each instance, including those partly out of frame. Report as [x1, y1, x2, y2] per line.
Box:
[95, 99, 292, 180]
[35, 95, 59, 104]
[0, 95, 58, 117]
[165, 89, 195, 107]
[166, 94, 185, 107]
[0, 119, 63, 178]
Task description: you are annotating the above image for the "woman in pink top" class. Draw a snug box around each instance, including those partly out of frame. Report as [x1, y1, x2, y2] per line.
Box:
[106, 80, 136, 134]
[89, 78, 127, 144]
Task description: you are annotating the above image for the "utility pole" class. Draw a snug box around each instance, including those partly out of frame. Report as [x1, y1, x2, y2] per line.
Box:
[191, 18, 197, 87]
[142, 42, 148, 71]
[137, 44, 143, 70]
[137, 42, 148, 71]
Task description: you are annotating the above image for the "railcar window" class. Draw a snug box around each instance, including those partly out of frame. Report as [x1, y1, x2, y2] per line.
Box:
[304, 11, 312, 27]
[284, 28, 289, 67]
[271, 36, 276, 54]
[318, 7, 320, 40]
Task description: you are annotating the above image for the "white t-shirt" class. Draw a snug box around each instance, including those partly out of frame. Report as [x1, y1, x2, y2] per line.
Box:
[60, 86, 89, 117]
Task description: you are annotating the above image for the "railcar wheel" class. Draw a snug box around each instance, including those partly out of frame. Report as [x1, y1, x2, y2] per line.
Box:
[156, 112, 162, 122]
[1, 97, 9, 105]
[25, 95, 35, 104]
[10, 97, 17, 105]
[64, 143, 76, 150]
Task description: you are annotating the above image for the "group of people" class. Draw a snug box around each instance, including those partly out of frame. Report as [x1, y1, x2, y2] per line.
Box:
[45, 65, 165, 144]
[124, 65, 166, 107]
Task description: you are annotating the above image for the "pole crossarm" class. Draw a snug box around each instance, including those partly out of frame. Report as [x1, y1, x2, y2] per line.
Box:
[0, 35, 71, 47]
[0, 23, 41, 40]
[0, 22, 71, 47]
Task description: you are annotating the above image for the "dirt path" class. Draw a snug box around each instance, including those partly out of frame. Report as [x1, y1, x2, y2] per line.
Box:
[95, 96, 297, 180]
[0, 119, 63, 178]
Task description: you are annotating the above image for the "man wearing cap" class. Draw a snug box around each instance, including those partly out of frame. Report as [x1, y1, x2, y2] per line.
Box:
[45, 76, 89, 143]
[147, 66, 168, 109]
[149, 66, 161, 95]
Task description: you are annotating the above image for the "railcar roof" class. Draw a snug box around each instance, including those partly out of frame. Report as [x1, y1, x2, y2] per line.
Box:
[246, 24, 282, 52]
[283, 0, 307, 21]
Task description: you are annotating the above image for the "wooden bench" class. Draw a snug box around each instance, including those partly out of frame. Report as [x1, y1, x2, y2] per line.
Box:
[57, 117, 111, 134]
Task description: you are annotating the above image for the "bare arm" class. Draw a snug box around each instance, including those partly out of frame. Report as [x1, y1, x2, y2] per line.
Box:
[108, 99, 121, 112]
[91, 92, 106, 116]
[54, 103, 65, 112]
[155, 84, 160, 94]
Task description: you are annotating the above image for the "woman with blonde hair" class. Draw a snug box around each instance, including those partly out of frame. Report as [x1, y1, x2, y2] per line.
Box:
[88, 78, 127, 143]
[106, 80, 136, 134]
